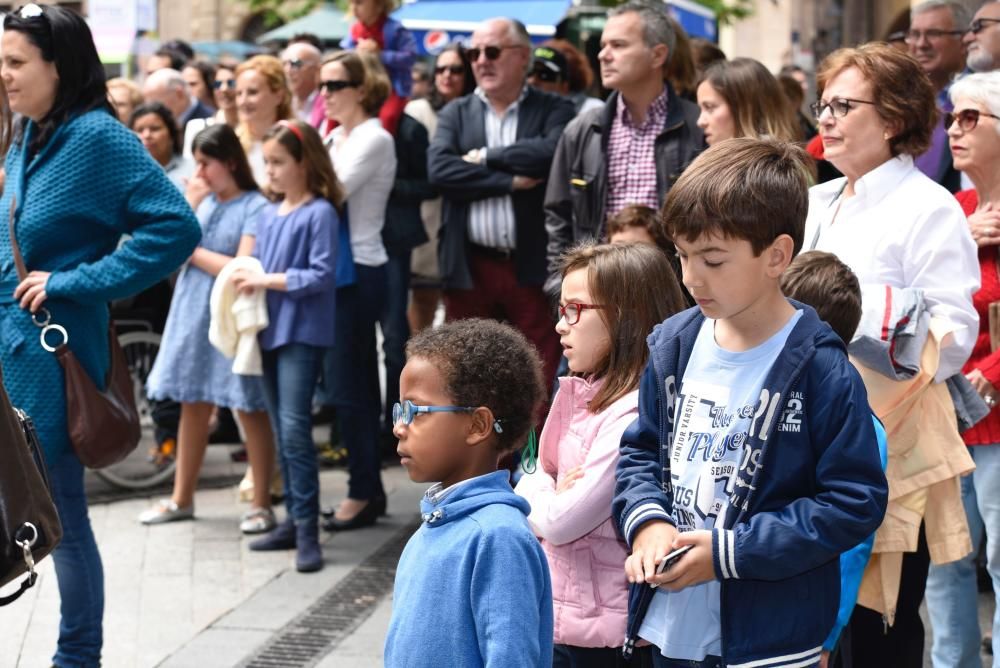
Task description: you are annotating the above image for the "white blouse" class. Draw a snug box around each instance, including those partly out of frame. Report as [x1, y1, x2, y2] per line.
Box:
[803, 154, 980, 382]
[327, 117, 396, 267]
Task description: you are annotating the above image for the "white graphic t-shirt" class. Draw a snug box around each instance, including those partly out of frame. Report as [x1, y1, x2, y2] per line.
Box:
[639, 310, 802, 661]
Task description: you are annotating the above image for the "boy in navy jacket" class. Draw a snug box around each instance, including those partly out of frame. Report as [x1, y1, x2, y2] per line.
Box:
[612, 138, 888, 668]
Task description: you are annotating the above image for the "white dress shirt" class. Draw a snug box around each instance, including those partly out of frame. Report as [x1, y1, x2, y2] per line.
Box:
[804, 154, 980, 382]
[327, 117, 396, 267]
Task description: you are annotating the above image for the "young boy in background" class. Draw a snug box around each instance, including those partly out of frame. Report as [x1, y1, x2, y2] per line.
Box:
[612, 137, 888, 667]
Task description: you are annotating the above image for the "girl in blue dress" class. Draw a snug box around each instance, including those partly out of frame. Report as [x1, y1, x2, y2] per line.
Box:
[141, 124, 277, 534]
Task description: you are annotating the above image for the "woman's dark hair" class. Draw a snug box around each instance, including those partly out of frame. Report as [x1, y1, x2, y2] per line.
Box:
[262, 120, 345, 210]
[429, 44, 474, 111]
[191, 124, 258, 193]
[128, 102, 182, 156]
[185, 60, 216, 96]
[4, 5, 115, 156]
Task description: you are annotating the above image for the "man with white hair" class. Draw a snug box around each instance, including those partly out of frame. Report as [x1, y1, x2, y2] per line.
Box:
[282, 41, 324, 126]
[965, 1, 1000, 72]
[427, 17, 575, 389]
[142, 68, 213, 133]
[908, 0, 970, 190]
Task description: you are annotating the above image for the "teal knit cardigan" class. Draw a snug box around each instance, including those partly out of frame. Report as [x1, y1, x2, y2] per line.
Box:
[0, 109, 201, 462]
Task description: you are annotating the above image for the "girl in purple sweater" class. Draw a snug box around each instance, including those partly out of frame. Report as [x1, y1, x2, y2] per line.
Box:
[231, 120, 342, 572]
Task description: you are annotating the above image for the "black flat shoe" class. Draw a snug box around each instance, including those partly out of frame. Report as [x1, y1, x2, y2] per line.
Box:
[321, 498, 380, 532]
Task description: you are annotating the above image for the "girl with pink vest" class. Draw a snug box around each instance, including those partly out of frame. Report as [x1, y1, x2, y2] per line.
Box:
[516, 242, 688, 666]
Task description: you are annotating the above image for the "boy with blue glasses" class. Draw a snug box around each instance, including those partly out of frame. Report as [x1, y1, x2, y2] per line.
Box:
[384, 318, 554, 667]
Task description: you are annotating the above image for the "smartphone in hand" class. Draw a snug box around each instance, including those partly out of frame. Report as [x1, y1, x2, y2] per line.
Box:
[650, 544, 694, 588]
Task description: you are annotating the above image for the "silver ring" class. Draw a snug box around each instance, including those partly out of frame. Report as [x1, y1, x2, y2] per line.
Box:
[15, 522, 38, 549]
[39, 324, 68, 352]
[30, 307, 51, 328]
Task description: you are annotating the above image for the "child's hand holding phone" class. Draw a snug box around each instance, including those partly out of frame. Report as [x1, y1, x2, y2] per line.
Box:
[657, 530, 716, 592]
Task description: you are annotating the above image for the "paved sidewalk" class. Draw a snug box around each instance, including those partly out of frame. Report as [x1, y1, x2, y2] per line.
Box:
[0, 450, 421, 668]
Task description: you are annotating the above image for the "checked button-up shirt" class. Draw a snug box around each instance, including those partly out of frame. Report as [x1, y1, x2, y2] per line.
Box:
[605, 88, 669, 219]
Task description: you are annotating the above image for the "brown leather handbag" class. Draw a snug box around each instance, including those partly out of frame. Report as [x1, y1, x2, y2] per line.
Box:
[8, 198, 141, 468]
[1, 394, 62, 605]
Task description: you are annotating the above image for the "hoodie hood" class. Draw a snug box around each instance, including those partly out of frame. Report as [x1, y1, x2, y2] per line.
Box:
[419, 470, 529, 527]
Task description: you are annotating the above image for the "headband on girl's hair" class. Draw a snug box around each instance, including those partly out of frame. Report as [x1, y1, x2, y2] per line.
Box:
[277, 120, 303, 142]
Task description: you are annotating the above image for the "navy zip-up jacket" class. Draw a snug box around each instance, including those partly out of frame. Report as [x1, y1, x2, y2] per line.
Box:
[612, 303, 888, 667]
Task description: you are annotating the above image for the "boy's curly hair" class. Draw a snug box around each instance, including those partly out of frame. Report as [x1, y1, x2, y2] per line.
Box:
[405, 319, 546, 454]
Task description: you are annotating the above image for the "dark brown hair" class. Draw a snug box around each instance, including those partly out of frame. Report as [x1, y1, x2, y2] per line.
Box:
[559, 242, 687, 413]
[691, 38, 726, 75]
[405, 319, 546, 454]
[191, 123, 258, 193]
[666, 15, 696, 95]
[606, 204, 672, 253]
[781, 251, 862, 344]
[262, 120, 345, 209]
[816, 42, 936, 156]
[324, 51, 391, 117]
[701, 58, 802, 142]
[661, 136, 811, 256]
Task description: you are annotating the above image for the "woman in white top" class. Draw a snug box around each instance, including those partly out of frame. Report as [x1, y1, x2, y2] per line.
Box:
[802, 42, 978, 666]
[234, 55, 293, 185]
[183, 60, 241, 159]
[319, 50, 396, 531]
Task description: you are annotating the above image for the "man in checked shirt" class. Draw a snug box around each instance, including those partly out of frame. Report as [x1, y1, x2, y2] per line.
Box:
[544, 0, 705, 295]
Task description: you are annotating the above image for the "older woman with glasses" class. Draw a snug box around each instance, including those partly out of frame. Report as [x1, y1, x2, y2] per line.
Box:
[923, 70, 1000, 667]
[803, 42, 979, 668]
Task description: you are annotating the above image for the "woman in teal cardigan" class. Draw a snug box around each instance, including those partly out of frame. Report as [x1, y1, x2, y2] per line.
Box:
[1, 7, 200, 666]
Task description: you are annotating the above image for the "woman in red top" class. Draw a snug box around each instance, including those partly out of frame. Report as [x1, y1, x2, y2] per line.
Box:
[925, 70, 1000, 664]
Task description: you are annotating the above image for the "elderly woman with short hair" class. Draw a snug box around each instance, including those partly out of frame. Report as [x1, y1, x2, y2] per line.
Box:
[802, 42, 979, 667]
[924, 70, 1000, 667]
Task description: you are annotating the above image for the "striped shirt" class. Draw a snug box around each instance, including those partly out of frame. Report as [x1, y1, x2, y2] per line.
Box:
[467, 86, 529, 250]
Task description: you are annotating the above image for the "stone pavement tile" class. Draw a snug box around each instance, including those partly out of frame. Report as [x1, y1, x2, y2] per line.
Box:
[314, 593, 393, 668]
[158, 628, 272, 668]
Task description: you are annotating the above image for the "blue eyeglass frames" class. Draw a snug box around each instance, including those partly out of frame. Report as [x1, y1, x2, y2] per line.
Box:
[392, 400, 475, 426]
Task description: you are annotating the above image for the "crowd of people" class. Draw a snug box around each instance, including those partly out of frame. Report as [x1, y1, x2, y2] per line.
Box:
[5, 0, 1000, 666]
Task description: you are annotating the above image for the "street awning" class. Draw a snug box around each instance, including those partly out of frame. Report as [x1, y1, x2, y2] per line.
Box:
[393, 0, 572, 55]
[256, 3, 352, 44]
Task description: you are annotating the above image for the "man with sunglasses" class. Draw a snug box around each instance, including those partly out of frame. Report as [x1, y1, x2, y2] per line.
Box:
[909, 0, 970, 192]
[965, 2, 1000, 73]
[282, 41, 324, 127]
[544, 0, 703, 296]
[427, 17, 575, 390]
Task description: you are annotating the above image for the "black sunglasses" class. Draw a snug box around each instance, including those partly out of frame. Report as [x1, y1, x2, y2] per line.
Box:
[435, 65, 464, 76]
[969, 18, 1000, 34]
[319, 79, 358, 94]
[944, 108, 1000, 132]
[212, 79, 236, 90]
[465, 45, 522, 62]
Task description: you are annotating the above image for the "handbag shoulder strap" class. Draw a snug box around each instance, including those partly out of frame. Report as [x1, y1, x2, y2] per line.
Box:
[8, 197, 26, 281]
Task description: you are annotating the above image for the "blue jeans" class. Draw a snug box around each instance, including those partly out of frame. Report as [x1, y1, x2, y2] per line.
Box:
[261, 343, 322, 523]
[380, 250, 411, 434]
[48, 450, 104, 667]
[926, 444, 1000, 667]
[328, 263, 386, 501]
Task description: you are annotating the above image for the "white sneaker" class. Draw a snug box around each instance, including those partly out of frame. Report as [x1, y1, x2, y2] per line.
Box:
[138, 499, 194, 525]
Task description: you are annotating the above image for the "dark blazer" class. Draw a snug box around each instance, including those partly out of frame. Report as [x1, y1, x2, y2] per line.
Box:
[179, 98, 215, 128]
[383, 113, 435, 256]
[427, 87, 575, 290]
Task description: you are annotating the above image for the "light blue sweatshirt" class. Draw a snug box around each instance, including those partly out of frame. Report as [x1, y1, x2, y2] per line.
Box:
[384, 470, 554, 667]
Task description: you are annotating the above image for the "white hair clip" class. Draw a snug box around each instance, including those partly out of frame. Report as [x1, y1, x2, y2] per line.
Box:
[17, 3, 44, 19]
